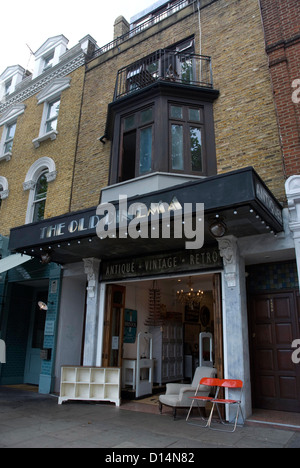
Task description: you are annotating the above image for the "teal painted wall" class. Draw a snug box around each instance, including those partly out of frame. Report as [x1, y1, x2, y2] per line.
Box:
[0, 257, 62, 393]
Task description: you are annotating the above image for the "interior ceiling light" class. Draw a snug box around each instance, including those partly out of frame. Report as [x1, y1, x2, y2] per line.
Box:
[38, 301, 48, 311]
[176, 277, 204, 310]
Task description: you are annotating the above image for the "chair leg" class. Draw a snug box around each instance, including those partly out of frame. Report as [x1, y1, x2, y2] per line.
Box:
[209, 403, 244, 432]
[207, 402, 215, 428]
[186, 399, 194, 422]
[159, 402, 163, 414]
[173, 407, 177, 420]
[186, 401, 210, 428]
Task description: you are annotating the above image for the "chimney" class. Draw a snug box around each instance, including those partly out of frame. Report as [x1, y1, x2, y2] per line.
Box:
[114, 16, 130, 40]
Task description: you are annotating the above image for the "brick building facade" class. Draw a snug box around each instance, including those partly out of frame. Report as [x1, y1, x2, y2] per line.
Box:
[260, 0, 300, 178]
[2, 0, 300, 419]
[71, 0, 285, 211]
[0, 35, 97, 392]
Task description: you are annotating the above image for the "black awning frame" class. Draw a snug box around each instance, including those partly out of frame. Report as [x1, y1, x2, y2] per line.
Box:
[9, 167, 283, 264]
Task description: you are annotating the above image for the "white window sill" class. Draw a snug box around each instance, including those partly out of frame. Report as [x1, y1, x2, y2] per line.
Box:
[32, 130, 58, 148]
[0, 152, 12, 162]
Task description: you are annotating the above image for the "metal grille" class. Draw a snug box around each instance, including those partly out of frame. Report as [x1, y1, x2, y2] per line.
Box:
[114, 49, 213, 100]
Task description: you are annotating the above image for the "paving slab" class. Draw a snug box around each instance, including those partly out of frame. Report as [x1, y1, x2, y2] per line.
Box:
[0, 386, 299, 449]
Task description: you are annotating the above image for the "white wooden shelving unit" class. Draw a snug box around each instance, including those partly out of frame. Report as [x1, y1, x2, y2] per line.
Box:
[58, 367, 121, 406]
[150, 323, 183, 385]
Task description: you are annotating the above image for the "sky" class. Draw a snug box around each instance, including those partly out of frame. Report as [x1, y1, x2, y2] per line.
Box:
[0, 0, 157, 75]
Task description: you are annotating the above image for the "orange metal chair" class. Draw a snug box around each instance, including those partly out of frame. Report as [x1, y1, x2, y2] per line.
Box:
[207, 379, 244, 432]
[186, 378, 221, 427]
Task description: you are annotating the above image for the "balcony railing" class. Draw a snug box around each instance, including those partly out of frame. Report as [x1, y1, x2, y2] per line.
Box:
[91, 0, 196, 60]
[114, 49, 213, 100]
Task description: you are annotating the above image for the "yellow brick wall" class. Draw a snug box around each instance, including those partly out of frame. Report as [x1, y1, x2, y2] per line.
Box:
[0, 67, 85, 236]
[204, 0, 285, 200]
[71, 0, 285, 213]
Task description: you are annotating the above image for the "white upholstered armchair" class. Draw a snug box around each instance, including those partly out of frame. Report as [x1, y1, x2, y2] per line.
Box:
[159, 366, 217, 419]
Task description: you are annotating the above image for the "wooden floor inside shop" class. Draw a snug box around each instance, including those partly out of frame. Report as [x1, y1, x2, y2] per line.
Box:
[2, 384, 39, 392]
[120, 384, 166, 415]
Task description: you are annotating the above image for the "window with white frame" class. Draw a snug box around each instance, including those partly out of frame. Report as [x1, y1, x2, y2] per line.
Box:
[3, 122, 16, 154]
[45, 99, 60, 133]
[0, 176, 9, 209]
[42, 51, 55, 73]
[0, 66, 26, 101]
[32, 171, 48, 222]
[0, 104, 25, 161]
[32, 77, 70, 148]
[23, 157, 56, 224]
[4, 79, 12, 97]
[32, 35, 68, 80]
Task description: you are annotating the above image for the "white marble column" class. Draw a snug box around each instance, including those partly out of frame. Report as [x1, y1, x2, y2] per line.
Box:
[83, 258, 101, 366]
[218, 235, 252, 421]
[286, 175, 300, 290]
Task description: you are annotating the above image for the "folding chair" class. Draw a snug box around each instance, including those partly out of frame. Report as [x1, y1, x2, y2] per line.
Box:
[207, 379, 244, 433]
[186, 378, 221, 427]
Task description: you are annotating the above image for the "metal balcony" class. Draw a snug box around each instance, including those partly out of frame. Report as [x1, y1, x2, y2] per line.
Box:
[114, 49, 213, 101]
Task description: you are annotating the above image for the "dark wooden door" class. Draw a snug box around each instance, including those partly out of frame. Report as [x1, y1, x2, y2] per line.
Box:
[250, 292, 300, 412]
[102, 285, 126, 368]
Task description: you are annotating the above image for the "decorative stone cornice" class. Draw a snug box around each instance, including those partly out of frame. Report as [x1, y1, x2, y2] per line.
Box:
[218, 235, 238, 288]
[0, 103, 25, 126]
[23, 180, 36, 191]
[285, 175, 300, 227]
[0, 52, 85, 115]
[0, 152, 11, 162]
[0, 189, 9, 199]
[0, 176, 8, 195]
[83, 258, 101, 298]
[46, 171, 58, 183]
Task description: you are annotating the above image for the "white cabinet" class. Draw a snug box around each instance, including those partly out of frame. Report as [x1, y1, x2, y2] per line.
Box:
[59, 367, 121, 406]
[150, 324, 183, 385]
[136, 332, 154, 398]
[122, 359, 137, 390]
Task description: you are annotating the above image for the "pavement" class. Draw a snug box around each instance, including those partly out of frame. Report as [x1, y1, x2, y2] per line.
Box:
[0, 386, 300, 449]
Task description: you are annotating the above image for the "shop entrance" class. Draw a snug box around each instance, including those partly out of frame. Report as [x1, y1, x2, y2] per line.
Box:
[0, 281, 49, 387]
[24, 290, 48, 385]
[104, 273, 223, 396]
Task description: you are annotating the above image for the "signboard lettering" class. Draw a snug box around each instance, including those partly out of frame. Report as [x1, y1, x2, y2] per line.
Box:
[40, 215, 100, 240]
[256, 183, 283, 224]
[101, 248, 222, 281]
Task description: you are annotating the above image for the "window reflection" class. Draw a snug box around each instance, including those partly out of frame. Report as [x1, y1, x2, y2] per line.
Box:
[171, 124, 184, 170]
[46, 99, 60, 133]
[33, 172, 48, 222]
[140, 127, 152, 174]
